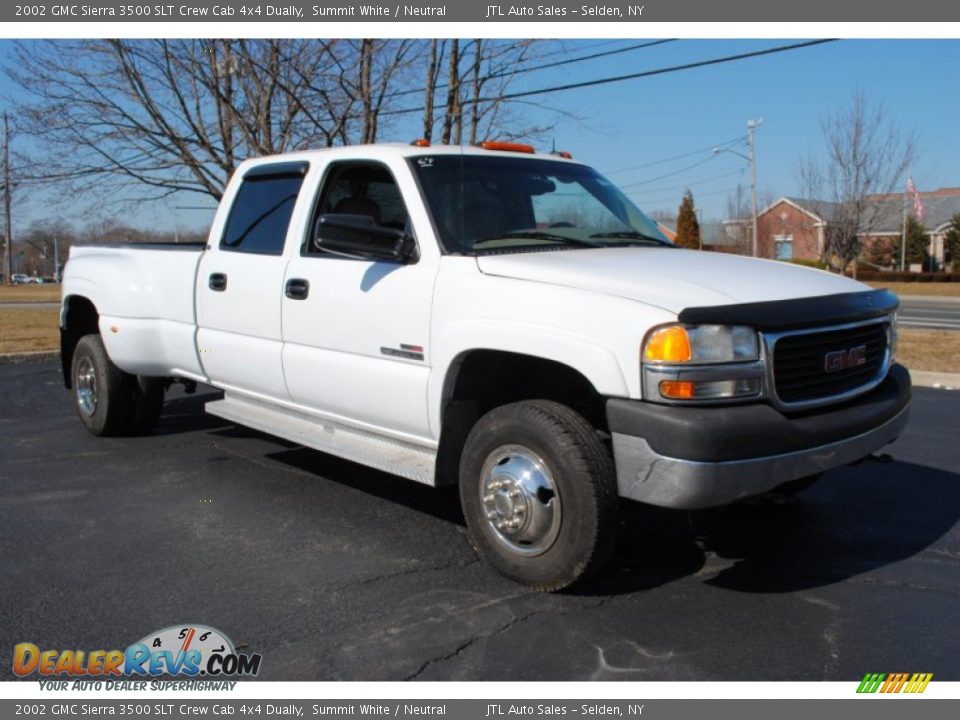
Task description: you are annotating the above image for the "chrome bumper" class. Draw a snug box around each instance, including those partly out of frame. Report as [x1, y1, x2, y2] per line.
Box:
[611, 405, 910, 509]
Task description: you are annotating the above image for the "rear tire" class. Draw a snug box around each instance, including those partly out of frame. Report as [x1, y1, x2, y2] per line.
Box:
[71, 334, 135, 437]
[129, 376, 165, 434]
[459, 400, 618, 592]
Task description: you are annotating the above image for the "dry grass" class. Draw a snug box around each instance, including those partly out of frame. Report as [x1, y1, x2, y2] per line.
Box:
[867, 282, 960, 298]
[896, 328, 960, 374]
[0, 307, 60, 353]
[0, 284, 60, 302]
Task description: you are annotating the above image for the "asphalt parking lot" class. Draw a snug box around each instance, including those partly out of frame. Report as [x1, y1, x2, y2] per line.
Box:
[1, 360, 959, 681]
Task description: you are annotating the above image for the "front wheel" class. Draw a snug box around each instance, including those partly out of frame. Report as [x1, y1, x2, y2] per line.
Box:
[459, 400, 618, 592]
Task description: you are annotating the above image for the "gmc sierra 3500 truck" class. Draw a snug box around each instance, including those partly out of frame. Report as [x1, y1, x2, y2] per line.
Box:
[60, 141, 911, 591]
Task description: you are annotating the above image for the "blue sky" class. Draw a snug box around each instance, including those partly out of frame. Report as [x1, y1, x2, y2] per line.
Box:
[1, 38, 958, 233]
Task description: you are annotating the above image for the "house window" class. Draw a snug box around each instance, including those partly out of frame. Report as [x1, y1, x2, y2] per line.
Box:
[774, 234, 793, 260]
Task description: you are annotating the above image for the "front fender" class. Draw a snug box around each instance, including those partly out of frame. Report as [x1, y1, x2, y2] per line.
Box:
[427, 320, 629, 438]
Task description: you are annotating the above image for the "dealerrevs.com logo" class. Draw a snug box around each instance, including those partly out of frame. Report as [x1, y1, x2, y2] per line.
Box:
[13, 625, 261, 679]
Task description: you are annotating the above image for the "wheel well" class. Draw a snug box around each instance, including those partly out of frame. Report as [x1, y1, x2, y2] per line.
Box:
[61, 296, 99, 388]
[435, 350, 608, 485]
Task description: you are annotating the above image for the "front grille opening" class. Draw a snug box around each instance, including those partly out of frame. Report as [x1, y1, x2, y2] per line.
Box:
[773, 322, 888, 404]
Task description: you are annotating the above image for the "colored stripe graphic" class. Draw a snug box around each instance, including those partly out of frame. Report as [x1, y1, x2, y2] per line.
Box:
[857, 672, 932, 693]
[857, 673, 885, 693]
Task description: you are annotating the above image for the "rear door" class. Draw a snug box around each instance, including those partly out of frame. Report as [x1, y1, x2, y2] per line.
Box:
[196, 161, 309, 400]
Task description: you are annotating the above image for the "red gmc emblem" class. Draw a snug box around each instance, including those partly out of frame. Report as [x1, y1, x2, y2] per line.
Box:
[824, 344, 867, 373]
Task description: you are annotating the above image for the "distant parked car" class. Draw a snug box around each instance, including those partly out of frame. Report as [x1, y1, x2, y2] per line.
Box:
[11, 273, 30, 284]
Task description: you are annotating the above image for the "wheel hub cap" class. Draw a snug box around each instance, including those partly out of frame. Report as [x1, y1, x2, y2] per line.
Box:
[480, 445, 561, 556]
[76, 357, 98, 417]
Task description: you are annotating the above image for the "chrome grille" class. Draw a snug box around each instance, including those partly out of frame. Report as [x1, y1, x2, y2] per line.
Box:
[772, 321, 888, 404]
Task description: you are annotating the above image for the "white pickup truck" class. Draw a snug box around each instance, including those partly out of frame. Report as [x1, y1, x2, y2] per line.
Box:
[60, 142, 910, 590]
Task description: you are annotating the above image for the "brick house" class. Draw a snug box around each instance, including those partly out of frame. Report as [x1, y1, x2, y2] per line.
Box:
[731, 188, 960, 269]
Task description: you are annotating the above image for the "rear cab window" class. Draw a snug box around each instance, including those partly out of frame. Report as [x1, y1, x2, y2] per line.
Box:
[220, 162, 309, 255]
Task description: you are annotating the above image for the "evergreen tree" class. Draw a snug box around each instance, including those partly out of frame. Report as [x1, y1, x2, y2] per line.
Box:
[675, 190, 700, 250]
[944, 212, 960, 270]
[904, 215, 929, 268]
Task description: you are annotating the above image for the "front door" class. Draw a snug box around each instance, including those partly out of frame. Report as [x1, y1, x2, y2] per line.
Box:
[281, 159, 437, 441]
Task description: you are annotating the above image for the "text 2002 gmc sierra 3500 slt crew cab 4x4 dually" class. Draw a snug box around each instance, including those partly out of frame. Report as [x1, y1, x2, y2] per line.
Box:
[60, 141, 910, 590]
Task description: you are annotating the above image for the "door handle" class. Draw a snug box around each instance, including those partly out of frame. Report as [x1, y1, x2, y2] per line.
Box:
[209, 273, 228, 292]
[285, 278, 310, 300]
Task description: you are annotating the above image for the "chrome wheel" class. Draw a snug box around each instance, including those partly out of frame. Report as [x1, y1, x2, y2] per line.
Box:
[76, 356, 98, 417]
[479, 444, 562, 557]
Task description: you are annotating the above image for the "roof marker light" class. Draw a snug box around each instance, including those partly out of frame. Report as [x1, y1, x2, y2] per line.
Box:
[479, 141, 535, 154]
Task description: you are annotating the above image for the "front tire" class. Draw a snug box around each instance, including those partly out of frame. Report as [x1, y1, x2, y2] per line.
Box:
[459, 400, 618, 592]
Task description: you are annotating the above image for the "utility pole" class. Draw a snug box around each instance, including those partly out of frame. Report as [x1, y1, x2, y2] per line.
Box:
[3, 113, 12, 286]
[747, 118, 762, 259]
[698, 207, 704, 250]
[715, 118, 762, 258]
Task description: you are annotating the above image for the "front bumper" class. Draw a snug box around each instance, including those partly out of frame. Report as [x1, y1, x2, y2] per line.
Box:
[607, 363, 911, 509]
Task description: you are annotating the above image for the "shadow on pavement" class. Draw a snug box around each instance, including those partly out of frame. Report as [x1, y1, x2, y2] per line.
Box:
[694, 459, 960, 594]
[161, 390, 959, 600]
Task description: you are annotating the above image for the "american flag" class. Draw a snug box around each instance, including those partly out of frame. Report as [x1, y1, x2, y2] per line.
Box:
[906, 178, 925, 221]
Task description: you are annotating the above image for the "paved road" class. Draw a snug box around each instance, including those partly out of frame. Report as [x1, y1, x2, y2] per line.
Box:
[899, 296, 960, 330]
[1, 360, 959, 681]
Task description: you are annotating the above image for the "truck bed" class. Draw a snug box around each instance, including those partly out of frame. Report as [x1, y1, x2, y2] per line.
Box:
[62, 243, 208, 381]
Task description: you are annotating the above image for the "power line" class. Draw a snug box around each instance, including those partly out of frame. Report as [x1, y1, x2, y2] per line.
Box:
[603, 136, 745, 175]
[628, 185, 745, 205]
[381, 39, 838, 118]
[625, 166, 750, 197]
[382, 39, 677, 101]
[618, 155, 721, 190]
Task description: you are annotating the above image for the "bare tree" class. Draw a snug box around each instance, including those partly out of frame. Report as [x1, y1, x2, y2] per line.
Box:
[421, 40, 444, 141]
[5, 39, 362, 202]
[6, 38, 571, 220]
[430, 39, 559, 145]
[342, 39, 420, 144]
[797, 92, 915, 275]
[440, 39, 461, 145]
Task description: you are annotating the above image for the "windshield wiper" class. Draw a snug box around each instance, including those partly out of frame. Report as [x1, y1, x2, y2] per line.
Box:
[588, 230, 672, 246]
[485, 230, 606, 248]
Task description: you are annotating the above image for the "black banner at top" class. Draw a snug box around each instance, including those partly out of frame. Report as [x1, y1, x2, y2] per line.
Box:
[4, 0, 960, 23]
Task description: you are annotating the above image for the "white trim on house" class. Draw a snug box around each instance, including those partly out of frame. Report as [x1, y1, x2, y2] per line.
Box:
[758, 197, 825, 223]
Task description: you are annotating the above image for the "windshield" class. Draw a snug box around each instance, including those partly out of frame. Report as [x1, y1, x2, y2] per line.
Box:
[410, 154, 671, 255]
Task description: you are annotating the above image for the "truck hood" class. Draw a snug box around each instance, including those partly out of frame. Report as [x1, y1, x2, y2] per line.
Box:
[475, 247, 867, 313]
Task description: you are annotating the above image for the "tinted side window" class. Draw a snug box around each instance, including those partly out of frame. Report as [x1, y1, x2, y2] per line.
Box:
[221, 172, 306, 255]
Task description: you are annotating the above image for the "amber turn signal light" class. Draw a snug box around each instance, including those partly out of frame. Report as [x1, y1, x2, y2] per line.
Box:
[659, 380, 696, 399]
[644, 326, 693, 363]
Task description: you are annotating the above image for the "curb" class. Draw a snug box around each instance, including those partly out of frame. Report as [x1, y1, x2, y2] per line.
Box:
[909, 369, 960, 391]
[0, 350, 60, 365]
[899, 294, 960, 304]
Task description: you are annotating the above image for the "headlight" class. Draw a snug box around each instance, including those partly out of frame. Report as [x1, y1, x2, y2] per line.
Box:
[643, 324, 759, 364]
[642, 324, 763, 403]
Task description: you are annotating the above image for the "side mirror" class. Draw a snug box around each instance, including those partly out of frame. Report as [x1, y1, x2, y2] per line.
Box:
[313, 214, 415, 263]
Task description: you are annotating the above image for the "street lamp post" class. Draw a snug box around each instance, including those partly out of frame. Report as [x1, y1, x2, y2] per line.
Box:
[716, 118, 763, 258]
